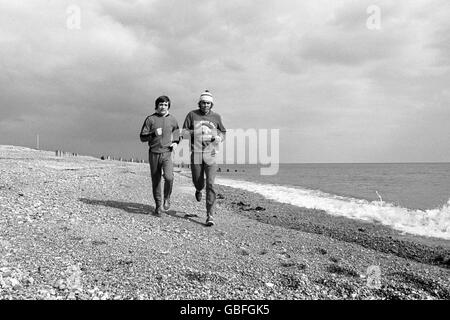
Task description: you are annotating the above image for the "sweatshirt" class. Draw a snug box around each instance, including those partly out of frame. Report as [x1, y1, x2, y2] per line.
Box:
[182, 109, 226, 153]
[140, 113, 180, 153]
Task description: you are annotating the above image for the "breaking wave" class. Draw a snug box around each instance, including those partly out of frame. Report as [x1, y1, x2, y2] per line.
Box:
[216, 177, 450, 240]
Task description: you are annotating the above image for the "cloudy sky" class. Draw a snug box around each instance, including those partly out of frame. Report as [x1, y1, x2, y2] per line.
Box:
[1, 0, 449, 163]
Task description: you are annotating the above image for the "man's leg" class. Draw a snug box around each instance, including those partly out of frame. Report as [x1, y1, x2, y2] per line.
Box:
[149, 152, 163, 210]
[204, 152, 217, 223]
[190, 152, 205, 192]
[162, 152, 174, 209]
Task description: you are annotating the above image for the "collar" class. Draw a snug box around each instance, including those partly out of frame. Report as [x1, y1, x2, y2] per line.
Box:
[199, 110, 211, 116]
[155, 111, 170, 117]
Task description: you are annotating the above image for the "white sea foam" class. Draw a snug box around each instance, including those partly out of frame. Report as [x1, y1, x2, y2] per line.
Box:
[216, 177, 450, 240]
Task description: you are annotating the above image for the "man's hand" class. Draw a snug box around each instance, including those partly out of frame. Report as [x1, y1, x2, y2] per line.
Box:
[170, 142, 178, 151]
[213, 135, 222, 143]
[202, 134, 213, 142]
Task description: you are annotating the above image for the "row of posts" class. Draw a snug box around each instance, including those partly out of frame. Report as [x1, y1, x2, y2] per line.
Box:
[55, 150, 79, 157]
[97, 158, 194, 168]
[54, 151, 243, 172]
[172, 164, 242, 172]
[100, 155, 147, 163]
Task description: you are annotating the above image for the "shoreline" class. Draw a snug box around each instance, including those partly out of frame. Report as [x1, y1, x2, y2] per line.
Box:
[211, 163, 450, 213]
[178, 168, 450, 268]
[213, 183, 450, 269]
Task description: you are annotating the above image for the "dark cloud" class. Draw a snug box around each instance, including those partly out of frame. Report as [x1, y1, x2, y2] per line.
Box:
[1, 0, 449, 162]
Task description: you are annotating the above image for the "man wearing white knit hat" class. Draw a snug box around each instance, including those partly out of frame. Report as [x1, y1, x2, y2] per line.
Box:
[183, 90, 226, 226]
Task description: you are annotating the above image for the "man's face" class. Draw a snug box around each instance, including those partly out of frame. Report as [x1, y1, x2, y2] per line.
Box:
[156, 101, 169, 115]
[199, 100, 212, 114]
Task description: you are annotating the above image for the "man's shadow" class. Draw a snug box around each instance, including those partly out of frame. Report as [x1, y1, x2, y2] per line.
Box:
[164, 210, 206, 227]
[79, 198, 207, 226]
[79, 198, 154, 215]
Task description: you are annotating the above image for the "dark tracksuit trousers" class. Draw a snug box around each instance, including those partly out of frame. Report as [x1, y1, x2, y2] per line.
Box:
[149, 151, 173, 208]
[183, 109, 226, 218]
[190, 151, 217, 217]
[140, 112, 179, 209]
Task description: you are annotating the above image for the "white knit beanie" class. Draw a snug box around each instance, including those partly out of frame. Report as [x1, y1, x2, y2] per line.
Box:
[199, 90, 213, 103]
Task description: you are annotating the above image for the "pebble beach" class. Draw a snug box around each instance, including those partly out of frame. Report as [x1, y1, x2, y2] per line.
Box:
[1, 145, 449, 300]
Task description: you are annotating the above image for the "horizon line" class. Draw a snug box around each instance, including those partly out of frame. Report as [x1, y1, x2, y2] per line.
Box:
[1, 144, 448, 165]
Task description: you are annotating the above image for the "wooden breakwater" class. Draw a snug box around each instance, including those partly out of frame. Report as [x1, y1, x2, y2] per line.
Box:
[54, 150, 148, 164]
[55, 150, 79, 157]
[53, 150, 243, 172]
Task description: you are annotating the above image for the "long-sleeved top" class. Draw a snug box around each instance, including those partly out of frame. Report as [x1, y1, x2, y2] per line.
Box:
[182, 109, 226, 153]
[140, 113, 180, 153]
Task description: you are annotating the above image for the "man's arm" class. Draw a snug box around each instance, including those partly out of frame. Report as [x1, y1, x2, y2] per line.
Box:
[182, 112, 194, 138]
[212, 114, 226, 142]
[171, 117, 181, 144]
[139, 116, 155, 142]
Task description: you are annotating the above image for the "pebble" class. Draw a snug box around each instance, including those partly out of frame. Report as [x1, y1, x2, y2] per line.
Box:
[101, 292, 110, 300]
[238, 247, 250, 256]
[300, 274, 309, 282]
[26, 277, 35, 285]
[2, 270, 12, 278]
[54, 279, 65, 289]
[67, 292, 77, 300]
[10, 278, 21, 290]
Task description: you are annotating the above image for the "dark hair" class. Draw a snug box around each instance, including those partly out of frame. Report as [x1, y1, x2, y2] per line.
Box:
[198, 101, 214, 108]
[155, 95, 171, 109]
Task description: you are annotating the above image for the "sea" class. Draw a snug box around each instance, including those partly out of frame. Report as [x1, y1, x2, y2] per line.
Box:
[215, 163, 450, 240]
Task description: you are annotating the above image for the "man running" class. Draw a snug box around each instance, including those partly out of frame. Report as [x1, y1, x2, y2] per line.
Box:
[140, 95, 180, 216]
[183, 90, 226, 226]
